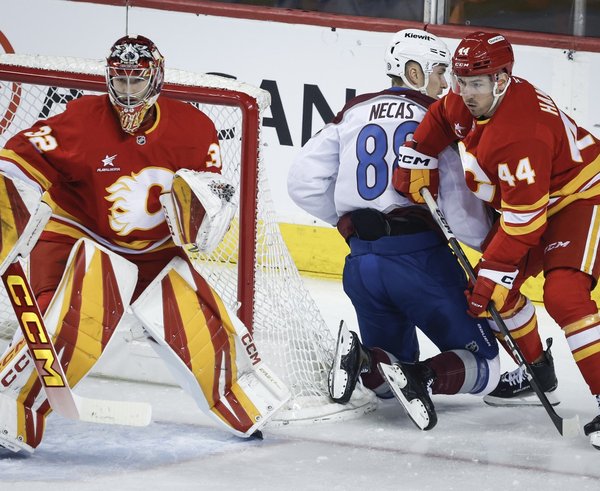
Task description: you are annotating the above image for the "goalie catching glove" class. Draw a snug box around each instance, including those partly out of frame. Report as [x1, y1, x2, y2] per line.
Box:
[466, 260, 519, 317]
[392, 142, 439, 204]
[161, 169, 237, 255]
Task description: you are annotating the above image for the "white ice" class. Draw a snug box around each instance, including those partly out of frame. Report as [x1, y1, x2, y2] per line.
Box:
[1, 276, 599, 490]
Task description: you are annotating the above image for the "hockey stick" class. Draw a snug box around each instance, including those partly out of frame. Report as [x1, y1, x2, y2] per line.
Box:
[420, 187, 580, 437]
[1, 260, 152, 427]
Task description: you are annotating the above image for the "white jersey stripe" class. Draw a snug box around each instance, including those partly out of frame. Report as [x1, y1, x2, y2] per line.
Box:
[581, 205, 600, 274]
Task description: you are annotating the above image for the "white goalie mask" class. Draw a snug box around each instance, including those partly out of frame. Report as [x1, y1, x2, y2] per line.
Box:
[385, 29, 450, 94]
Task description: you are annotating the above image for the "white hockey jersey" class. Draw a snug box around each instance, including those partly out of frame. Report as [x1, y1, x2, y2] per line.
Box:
[287, 87, 492, 250]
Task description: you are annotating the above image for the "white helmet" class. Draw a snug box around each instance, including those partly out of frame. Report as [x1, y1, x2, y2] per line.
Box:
[385, 29, 450, 94]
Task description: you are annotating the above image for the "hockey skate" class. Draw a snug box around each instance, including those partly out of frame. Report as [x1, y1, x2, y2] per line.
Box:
[378, 361, 437, 431]
[484, 338, 559, 407]
[584, 415, 600, 450]
[328, 321, 371, 404]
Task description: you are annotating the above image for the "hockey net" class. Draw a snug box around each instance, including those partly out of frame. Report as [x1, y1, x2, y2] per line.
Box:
[0, 54, 375, 424]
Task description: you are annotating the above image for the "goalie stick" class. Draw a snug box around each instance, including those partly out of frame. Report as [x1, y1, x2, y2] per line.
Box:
[1, 260, 152, 427]
[420, 187, 580, 438]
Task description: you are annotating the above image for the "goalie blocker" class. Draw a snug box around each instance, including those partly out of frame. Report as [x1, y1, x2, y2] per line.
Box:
[0, 173, 52, 277]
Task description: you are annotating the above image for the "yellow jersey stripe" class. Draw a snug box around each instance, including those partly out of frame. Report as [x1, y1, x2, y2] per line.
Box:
[0, 149, 52, 190]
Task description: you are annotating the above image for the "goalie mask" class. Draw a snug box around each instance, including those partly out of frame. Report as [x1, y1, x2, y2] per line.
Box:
[385, 29, 450, 94]
[106, 35, 164, 134]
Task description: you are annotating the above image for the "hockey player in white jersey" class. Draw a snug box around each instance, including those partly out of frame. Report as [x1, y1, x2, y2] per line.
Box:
[288, 29, 499, 431]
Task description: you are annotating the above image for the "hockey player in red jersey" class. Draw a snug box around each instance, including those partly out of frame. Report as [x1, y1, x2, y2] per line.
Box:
[394, 31, 600, 448]
[4, 37, 222, 310]
[0, 35, 289, 453]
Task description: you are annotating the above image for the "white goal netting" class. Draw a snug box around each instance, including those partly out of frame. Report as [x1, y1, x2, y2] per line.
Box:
[0, 53, 376, 424]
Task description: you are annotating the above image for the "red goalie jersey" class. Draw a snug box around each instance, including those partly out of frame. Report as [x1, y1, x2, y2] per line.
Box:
[412, 77, 600, 266]
[0, 94, 221, 254]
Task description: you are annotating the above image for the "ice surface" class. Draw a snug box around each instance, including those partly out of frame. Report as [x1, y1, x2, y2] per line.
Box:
[1, 276, 599, 490]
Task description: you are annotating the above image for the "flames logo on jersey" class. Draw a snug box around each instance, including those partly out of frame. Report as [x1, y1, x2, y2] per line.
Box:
[105, 167, 174, 236]
[454, 123, 467, 138]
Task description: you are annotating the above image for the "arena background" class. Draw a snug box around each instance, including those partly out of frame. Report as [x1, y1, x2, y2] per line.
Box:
[3, 0, 600, 304]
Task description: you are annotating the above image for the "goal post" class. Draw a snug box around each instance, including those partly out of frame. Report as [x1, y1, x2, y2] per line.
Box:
[0, 53, 376, 424]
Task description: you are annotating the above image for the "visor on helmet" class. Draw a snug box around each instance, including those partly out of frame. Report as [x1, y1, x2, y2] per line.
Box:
[450, 73, 496, 96]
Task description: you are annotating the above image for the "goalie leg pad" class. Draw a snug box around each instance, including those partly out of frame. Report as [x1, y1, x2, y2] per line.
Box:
[0, 238, 138, 451]
[42, 238, 138, 384]
[0, 174, 51, 275]
[0, 391, 39, 453]
[0, 339, 45, 452]
[131, 257, 290, 437]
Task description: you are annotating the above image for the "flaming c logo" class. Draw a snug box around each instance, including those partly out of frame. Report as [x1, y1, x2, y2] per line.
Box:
[0, 31, 21, 137]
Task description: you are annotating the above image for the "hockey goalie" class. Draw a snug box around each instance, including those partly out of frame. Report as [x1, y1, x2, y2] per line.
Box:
[0, 34, 289, 454]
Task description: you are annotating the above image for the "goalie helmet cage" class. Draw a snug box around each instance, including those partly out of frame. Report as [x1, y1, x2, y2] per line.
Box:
[0, 53, 375, 424]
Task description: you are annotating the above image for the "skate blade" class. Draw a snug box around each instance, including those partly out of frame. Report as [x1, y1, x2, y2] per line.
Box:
[378, 362, 431, 431]
[328, 321, 354, 402]
[483, 391, 560, 407]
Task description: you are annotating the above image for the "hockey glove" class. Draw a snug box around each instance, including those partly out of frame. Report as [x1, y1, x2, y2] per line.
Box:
[465, 260, 519, 317]
[161, 170, 237, 255]
[392, 144, 439, 204]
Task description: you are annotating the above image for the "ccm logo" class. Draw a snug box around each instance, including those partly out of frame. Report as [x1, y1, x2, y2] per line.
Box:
[435, 210, 452, 234]
[241, 333, 262, 365]
[1, 353, 30, 388]
[5, 274, 65, 387]
[399, 154, 432, 167]
[545, 240, 571, 253]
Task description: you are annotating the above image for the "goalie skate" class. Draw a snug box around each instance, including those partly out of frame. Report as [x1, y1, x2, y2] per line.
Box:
[378, 362, 437, 431]
[328, 321, 370, 404]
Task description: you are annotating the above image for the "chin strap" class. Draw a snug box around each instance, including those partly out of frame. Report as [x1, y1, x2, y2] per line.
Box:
[487, 75, 512, 115]
[400, 73, 429, 94]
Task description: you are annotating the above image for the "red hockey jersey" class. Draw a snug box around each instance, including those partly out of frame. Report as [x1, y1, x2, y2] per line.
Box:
[0, 94, 221, 254]
[412, 77, 600, 265]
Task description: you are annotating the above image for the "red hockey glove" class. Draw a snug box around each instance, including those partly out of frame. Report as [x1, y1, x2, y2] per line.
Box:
[392, 144, 439, 204]
[465, 260, 519, 317]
